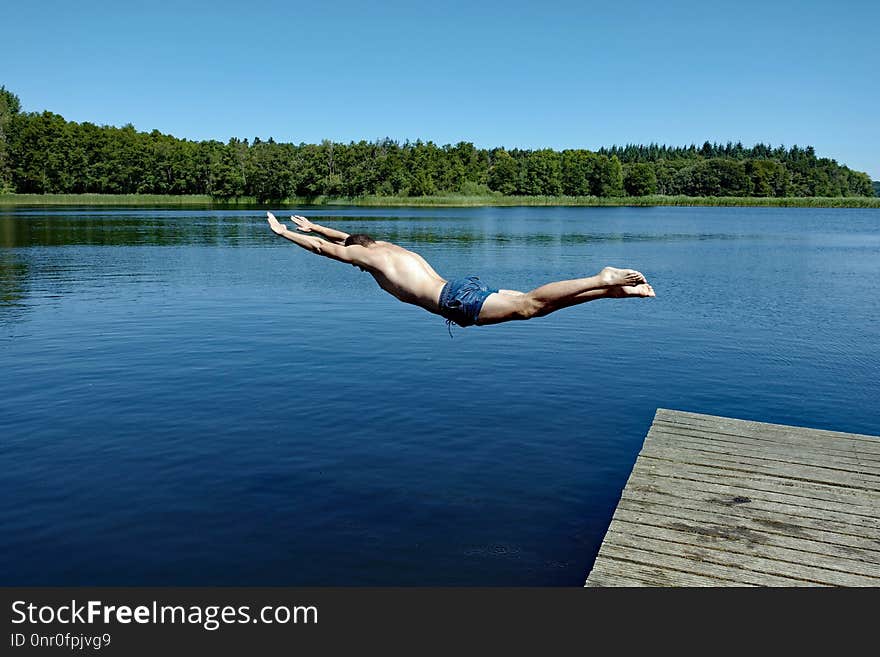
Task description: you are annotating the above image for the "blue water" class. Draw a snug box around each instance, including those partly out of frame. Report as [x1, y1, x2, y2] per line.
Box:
[1, 205, 878, 585]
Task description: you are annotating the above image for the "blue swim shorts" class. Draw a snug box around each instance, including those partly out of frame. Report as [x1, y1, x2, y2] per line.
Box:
[438, 276, 499, 328]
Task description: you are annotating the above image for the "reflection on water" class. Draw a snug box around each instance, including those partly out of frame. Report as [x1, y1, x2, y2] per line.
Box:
[0, 211, 256, 248]
[0, 253, 28, 305]
[1, 205, 879, 585]
[0, 207, 770, 249]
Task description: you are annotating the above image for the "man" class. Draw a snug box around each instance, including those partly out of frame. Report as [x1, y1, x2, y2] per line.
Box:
[267, 211, 654, 328]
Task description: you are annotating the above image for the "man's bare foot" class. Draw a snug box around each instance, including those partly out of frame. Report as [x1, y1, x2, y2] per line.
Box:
[606, 283, 655, 298]
[599, 266, 647, 287]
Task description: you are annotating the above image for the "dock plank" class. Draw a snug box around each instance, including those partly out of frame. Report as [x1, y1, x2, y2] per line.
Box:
[623, 474, 880, 534]
[586, 560, 752, 587]
[593, 542, 814, 586]
[636, 446, 880, 490]
[614, 495, 880, 558]
[606, 514, 880, 582]
[585, 409, 880, 587]
[647, 428, 880, 473]
[628, 459, 880, 515]
[653, 410, 880, 451]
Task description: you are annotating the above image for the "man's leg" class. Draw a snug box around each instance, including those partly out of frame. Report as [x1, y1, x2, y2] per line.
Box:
[477, 267, 654, 325]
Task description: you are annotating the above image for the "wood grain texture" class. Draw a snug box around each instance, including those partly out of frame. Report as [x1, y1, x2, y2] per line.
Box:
[585, 410, 880, 587]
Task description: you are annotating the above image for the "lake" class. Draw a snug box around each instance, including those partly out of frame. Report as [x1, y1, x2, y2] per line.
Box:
[1, 205, 878, 585]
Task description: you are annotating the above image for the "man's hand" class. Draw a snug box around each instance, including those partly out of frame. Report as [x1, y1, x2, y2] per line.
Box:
[267, 211, 288, 235]
[291, 215, 315, 232]
[273, 213, 350, 246]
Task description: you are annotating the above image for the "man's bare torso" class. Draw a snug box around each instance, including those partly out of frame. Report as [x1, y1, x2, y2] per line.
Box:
[360, 242, 446, 311]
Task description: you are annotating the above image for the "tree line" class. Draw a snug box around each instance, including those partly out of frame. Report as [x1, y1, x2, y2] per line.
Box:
[1, 86, 874, 201]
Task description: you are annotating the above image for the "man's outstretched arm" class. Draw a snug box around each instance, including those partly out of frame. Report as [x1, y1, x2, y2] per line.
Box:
[291, 215, 350, 244]
[267, 212, 363, 264]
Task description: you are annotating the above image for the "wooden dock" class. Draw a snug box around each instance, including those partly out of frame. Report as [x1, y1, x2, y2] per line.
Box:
[585, 409, 880, 587]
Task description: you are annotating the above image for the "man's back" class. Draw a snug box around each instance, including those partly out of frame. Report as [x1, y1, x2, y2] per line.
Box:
[362, 242, 446, 311]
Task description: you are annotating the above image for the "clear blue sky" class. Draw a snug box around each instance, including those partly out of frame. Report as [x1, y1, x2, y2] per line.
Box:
[4, 0, 878, 178]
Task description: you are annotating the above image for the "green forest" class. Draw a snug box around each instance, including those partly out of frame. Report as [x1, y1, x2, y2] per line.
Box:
[1, 86, 876, 202]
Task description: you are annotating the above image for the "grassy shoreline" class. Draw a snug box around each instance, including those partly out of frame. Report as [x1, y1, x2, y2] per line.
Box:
[1, 193, 879, 208]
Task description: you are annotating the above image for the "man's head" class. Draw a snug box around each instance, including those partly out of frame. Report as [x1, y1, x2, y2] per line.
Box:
[344, 233, 376, 272]
[344, 234, 376, 248]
